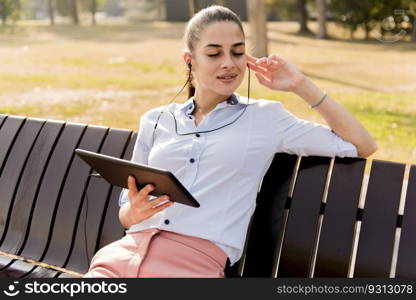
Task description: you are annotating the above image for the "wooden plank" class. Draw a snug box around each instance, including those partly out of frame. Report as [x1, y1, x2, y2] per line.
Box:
[277, 156, 331, 277]
[314, 157, 366, 277]
[241, 153, 297, 277]
[0, 114, 6, 128]
[18, 123, 86, 261]
[0, 116, 25, 176]
[0, 118, 44, 242]
[354, 160, 405, 277]
[97, 132, 137, 250]
[395, 165, 416, 278]
[0, 120, 64, 256]
[40, 125, 108, 268]
[63, 128, 132, 274]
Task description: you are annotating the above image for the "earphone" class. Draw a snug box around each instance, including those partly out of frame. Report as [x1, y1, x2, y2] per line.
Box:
[150, 64, 251, 147]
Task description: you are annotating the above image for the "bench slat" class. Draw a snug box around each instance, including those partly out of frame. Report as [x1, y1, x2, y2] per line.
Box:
[277, 156, 331, 277]
[4, 123, 86, 279]
[0, 114, 6, 128]
[0, 116, 25, 177]
[63, 128, 132, 274]
[314, 157, 366, 277]
[26, 267, 60, 278]
[97, 132, 138, 250]
[241, 153, 297, 277]
[40, 126, 108, 269]
[395, 165, 416, 278]
[0, 118, 44, 244]
[0, 120, 64, 258]
[354, 160, 405, 277]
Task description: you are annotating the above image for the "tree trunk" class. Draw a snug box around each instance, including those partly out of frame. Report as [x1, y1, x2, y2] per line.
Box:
[246, 0, 268, 57]
[48, 0, 54, 25]
[316, 0, 327, 39]
[189, 0, 198, 17]
[156, 0, 164, 21]
[364, 22, 370, 40]
[298, 0, 311, 34]
[1, 0, 7, 26]
[412, 19, 416, 42]
[71, 0, 79, 25]
[91, 0, 97, 26]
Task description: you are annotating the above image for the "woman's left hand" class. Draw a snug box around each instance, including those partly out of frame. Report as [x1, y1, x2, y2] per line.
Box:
[247, 54, 306, 93]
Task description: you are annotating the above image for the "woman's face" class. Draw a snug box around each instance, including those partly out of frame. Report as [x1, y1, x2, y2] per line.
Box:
[187, 21, 246, 98]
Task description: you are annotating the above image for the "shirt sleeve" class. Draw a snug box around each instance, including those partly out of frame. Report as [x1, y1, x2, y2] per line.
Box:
[118, 111, 154, 207]
[269, 101, 358, 157]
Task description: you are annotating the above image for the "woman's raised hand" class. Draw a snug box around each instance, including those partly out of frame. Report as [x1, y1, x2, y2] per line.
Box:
[246, 54, 306, 92]
[124, 175, 173, 225]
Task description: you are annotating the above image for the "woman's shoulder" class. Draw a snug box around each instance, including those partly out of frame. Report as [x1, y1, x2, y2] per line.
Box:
[140, 104, 177, 123]
[240, 96, 285, 112]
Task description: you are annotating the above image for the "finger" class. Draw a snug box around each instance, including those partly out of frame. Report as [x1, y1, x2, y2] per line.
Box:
[267, 54, 278, 66]
[137, 183, 155, 200]
[256, 57, 268, 66]
[148, 195, 170, 207]
[246, 54, 258, 62]
[255, 72, 272, 88]
[152, 201, 174, 213]
[247, 60, 269, 74]
[127, 176, 138, 194]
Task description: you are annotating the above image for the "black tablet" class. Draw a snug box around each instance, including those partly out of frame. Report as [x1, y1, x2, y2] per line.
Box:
[75, 148, 200, 208]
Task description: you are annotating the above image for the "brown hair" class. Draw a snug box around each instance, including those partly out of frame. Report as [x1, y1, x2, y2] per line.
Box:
[183, 5, 245, 99]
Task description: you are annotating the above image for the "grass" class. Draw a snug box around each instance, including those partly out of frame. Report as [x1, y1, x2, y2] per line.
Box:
[0, 21, 415, 164]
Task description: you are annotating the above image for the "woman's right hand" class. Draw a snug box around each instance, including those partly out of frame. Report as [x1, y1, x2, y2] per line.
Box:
[119, 176, 174, 228]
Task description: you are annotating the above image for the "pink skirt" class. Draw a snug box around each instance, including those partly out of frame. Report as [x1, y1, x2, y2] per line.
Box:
[83, 228, 228, 278]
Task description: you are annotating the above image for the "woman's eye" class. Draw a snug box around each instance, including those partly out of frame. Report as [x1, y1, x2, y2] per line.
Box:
[233, 53, 245, 56]
[208, 53, 220, 57]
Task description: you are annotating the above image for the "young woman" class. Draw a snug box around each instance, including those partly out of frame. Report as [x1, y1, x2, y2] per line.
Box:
[84, 5, 377, 278]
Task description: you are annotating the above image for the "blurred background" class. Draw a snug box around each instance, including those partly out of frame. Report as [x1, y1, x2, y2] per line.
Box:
[0, 0, 415, 164]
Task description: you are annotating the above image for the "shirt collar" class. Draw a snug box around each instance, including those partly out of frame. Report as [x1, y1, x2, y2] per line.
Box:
[177, 93, 241, 116]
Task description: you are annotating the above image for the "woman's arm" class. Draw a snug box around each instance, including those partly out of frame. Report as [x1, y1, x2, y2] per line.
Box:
[247, 54, 378, 158]
[292, 77, 378, 158]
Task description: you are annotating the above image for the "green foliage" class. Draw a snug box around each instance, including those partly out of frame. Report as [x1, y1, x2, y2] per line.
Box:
[0, 0, 22, 25]
[329, 0, 413, 39]
[266, 0, 298, 20]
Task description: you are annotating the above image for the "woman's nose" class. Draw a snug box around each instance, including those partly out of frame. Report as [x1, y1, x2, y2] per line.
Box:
[221, 55, 235, 69]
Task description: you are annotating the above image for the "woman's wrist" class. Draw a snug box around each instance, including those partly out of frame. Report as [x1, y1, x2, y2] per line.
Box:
[291, 76, 326, 107]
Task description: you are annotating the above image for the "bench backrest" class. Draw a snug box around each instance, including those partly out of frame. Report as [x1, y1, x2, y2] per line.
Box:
[0, 114, 415, 278]
[225, 154, 416, 278]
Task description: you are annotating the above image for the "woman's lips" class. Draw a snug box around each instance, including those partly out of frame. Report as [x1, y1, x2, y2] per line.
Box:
[217, 74, 238, 83]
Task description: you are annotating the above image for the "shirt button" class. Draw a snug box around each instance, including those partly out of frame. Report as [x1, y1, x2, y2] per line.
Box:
[189, 116, 192, 119]
[190, 158, 195, 163]
[195, 133, 200, 137]
[164, 219, 170, 225]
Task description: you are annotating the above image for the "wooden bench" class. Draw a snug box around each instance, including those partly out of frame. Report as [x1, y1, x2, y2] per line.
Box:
[0, 114, 414, 278]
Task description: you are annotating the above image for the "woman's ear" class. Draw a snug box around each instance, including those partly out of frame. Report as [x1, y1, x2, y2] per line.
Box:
[183, 52, 192, 68]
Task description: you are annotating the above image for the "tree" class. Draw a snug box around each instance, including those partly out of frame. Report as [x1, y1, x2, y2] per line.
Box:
[329, 0, 407, 40]
[298, 0, 312, 34]
[91, 0, 97, 25]
[70, 0, 79, 25]
[247, 0, 268, 57]
[47, 0, 54, 25]
[316, 0, 327, 39]
[402, 0, 416, 42]
[189, 0, 198, 17]
[0, 0, 21, 26]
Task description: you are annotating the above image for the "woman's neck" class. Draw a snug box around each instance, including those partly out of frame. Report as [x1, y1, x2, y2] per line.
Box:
[193, 90, 230, 115]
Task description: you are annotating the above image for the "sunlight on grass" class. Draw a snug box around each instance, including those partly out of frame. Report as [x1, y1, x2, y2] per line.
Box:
[0, 21, 414, 164]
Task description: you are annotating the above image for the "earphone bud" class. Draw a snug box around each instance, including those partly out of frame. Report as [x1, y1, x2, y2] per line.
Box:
[188, 62, 192, 69]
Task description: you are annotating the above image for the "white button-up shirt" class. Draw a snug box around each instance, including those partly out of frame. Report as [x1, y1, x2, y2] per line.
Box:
[118, 93, 357, 266]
